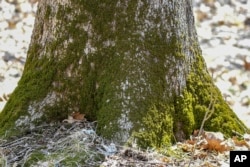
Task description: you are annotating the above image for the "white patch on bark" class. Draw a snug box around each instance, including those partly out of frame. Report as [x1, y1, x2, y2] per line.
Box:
[15, 92, 58, 129]
[103, 40, 115, 47]
[116, 112, 133, 142]
[84, 40, 96, 55]
[65, 64, 74, 77]
[115, 78, 134, 142]
[82, 20, 97, 56]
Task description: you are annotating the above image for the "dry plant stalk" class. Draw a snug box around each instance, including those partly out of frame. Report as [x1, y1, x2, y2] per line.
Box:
[188, 95, 216, 167]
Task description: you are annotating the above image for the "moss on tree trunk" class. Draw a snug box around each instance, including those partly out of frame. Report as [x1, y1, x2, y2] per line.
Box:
[0, 0, 247, 147]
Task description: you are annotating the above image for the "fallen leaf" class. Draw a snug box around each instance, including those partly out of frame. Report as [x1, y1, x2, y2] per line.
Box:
[232, 136, 250, 148]
[202, 138, 229, 153]
[71, 112, 85, 120]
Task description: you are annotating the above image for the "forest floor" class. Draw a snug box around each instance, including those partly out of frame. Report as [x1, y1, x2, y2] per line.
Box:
[0, 119, 250, 167]
[0, 0, 250, 127]
[0, 0, 250, 166]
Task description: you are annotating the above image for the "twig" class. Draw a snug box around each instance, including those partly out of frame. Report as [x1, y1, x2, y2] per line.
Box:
[0, 137, 32, 148]
[188, 95, 216, 167]
[235, 119, 249, 133]
[232, 130, 243, 137]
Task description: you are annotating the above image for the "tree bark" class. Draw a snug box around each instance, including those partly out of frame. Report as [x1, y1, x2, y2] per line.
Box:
[0, 0, 247, 148]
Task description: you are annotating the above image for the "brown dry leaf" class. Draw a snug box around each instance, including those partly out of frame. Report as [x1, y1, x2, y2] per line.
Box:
[243, 56, 250, 71]
[186, 139, 196, 145]
[228, 76, 237, 85]
[232, 136, 250, 148]
[63, 112, 86, 123]
[181, 143, 193, 152]
[71, 112, 85, 120]
[202, 138, 229, 153]
[193, 151, 208, 160]
[202, 161, 216, 167]
[160, 157, 170, 163]
[196, 10, 209, 22]
[192, 129, 200, 137]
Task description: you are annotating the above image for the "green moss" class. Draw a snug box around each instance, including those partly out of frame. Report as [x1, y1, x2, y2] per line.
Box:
[174, 90, 195, 136]
[0, 54, 57, 136]
[45, 5, 51, 20]
[133, 103, 174, 148]
[58, 153, 104, 167]
[185, 57, 248, 136]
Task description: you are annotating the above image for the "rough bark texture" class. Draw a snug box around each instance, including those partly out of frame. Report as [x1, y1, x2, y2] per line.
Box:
[0, 0, 247, 147]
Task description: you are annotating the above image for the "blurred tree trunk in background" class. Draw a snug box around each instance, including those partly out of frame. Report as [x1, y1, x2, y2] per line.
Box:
[0, 0, 246, 148]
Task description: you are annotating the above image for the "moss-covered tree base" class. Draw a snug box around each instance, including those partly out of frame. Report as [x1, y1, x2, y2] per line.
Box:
[131, 65, 248, 148]
[0, 0, 248, 148]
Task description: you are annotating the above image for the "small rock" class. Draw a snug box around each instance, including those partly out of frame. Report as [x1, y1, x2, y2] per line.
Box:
[8, 68, 21, 78]
[2, 51, 16, 62]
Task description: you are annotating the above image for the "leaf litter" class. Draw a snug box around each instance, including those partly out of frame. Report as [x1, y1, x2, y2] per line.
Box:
[0, 118, 250, 167]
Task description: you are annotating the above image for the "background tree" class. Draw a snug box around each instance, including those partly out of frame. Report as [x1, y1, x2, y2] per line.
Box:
[0, 0, 247, 148]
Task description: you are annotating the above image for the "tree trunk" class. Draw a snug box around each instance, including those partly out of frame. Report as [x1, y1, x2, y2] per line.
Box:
[0, 0, 246, 148]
